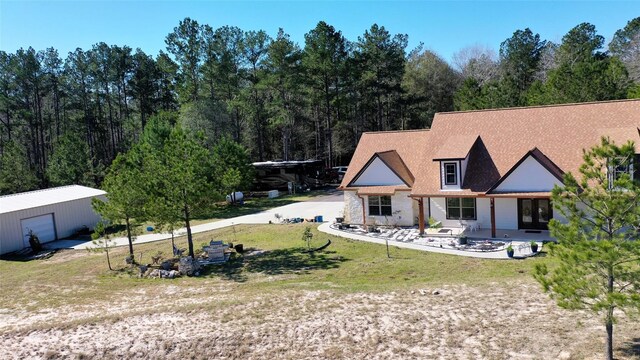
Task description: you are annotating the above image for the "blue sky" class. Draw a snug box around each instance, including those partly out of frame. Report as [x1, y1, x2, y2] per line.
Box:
[1, 1, 639, 64]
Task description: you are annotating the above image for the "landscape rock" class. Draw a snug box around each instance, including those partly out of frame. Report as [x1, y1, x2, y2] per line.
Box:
[178, 257, 202, 276]
[432, 290, 440, 295]
[147, 269, 181, 279]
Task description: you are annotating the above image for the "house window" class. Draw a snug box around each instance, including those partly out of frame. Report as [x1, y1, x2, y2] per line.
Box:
[444, 163, 458, 185]
[608, 156, 634, 187]
[446, 197, 476, 220]
[369, 195, 392, 216]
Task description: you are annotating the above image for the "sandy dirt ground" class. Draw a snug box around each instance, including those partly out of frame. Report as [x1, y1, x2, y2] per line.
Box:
[1, 282, 639, 360]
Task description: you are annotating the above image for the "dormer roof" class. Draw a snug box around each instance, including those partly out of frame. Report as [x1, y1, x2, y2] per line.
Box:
[433, 135, 480, 161]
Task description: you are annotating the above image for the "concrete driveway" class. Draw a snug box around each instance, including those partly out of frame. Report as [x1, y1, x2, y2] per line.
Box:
[49, 192, 345, 250]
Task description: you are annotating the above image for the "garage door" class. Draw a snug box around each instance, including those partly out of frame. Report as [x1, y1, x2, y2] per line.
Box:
[21, 214, 56, 246]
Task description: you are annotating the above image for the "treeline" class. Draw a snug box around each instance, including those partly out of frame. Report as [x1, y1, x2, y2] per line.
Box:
[1, 17, 638, 194]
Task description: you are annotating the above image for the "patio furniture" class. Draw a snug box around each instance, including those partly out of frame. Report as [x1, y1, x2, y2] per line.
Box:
[151, 255, 163, 265]
[173, 244, 186, 257]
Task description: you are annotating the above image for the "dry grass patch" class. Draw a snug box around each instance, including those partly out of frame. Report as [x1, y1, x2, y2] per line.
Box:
[1, 224, 639, 359]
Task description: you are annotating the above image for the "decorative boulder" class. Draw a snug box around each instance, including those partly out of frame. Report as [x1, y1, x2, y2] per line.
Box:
[160, 260, 172, 271]
[178, 257, 202, 276]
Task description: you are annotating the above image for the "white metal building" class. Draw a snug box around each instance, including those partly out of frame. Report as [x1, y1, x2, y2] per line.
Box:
[0, 185, 106, 255]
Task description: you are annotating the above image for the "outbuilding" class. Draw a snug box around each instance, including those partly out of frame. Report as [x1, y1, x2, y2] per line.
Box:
[0, 185, 106, 255]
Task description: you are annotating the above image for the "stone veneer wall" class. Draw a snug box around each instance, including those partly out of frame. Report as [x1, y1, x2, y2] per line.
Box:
[343, 190, 363, 224]
[343, 190, 415, 226]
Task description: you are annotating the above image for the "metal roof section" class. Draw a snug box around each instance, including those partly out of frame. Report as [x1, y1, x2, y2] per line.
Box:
[0, 185, 107, 214]
[252, 160, 322, 167]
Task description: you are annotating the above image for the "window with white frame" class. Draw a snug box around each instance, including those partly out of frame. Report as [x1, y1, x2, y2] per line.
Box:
[446, 197, 476, 220]
[369, 195, 392, 216]
[444, 162, 458, 185]
[608, 156, 634, 187]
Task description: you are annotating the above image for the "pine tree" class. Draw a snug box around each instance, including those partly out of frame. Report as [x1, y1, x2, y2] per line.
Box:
[534, 138, 640, 360]
[92, 144, 148, 257]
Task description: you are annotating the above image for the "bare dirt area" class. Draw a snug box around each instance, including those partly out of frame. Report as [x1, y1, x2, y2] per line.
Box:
[2, 282, 639, 360]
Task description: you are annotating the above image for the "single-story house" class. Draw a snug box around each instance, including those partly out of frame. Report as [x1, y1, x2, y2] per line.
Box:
[0, 185, 106, 254]
[338, 99, 640, 238]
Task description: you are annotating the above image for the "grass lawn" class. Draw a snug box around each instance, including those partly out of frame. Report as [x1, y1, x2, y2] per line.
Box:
[2, 224, 639, 359]
[0, 224, 550, 310]
[103, 188, 332, 235]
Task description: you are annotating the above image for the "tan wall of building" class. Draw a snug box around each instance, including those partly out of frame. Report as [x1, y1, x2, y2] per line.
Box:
[0, 195, 105, 254]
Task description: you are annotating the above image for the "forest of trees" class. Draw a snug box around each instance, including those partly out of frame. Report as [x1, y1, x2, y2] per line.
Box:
[1, 17, 639, 194]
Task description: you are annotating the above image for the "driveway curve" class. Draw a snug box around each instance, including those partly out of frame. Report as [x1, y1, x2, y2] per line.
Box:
[50, 194, 345, 250]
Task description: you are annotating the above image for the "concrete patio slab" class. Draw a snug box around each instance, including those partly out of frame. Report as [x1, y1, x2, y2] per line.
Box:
[317, 223, 542, 259]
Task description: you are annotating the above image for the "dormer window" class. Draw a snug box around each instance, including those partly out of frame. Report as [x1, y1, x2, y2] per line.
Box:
[608, 156, 634, 188]
[444, 163, 458, 185]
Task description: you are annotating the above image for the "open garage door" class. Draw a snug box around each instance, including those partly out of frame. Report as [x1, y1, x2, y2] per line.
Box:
[21, 214, 56, 246]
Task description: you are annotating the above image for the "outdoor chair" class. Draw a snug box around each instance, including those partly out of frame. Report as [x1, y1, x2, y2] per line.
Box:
[173, 244, 186, 257]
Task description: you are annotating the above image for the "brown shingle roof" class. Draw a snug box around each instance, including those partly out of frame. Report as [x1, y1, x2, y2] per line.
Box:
[339, 130, 430, 189]
[343, 99, 640, 197]
[599, 127, 640, 151]
[433, 135, 479, 160]
[355, 186, 411, 195]
[412, 99, 640, 196]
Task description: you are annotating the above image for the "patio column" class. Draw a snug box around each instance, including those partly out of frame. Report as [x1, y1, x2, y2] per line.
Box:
[418, 198, 425, 236]
[490, 197, 496, 238]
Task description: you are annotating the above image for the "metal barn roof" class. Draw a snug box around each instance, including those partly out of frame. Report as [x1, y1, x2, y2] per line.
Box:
[0, 185, 106, 214]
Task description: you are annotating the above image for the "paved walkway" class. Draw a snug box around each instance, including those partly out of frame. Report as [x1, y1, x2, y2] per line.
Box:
[317, 223, 541, 259]
[49, 195, 344, 250]
[48, 191, 541, 260]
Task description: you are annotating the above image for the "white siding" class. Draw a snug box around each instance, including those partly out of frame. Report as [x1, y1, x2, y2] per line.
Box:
[0, 195, 105, 254]
[429, 197, 449, 226]
[351, 157, 405, 186]
[475, 198, 491, 230]
[494, 155, 562, 192]
[440, 161, 462, 191]
[366, 192, 414, 226]
[494, 198, 518, 230]
[429, 197, 516, 230]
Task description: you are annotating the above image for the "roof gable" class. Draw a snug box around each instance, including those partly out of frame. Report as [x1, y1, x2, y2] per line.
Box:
[488, 148, 564, 194]
[349, 151, 414, 187]
[339, 130, 428, 189]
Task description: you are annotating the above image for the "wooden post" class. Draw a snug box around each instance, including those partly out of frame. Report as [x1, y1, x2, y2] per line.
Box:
[490, 197, 496, 238]
[418, 198, 425, 236]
